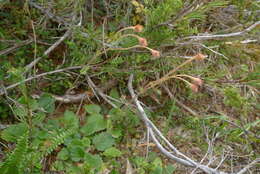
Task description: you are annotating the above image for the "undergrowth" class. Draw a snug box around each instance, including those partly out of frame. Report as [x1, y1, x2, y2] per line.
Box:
[0, 0, 259, 173]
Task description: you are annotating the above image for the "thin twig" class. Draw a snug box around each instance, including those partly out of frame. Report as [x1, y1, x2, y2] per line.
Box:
[236, 158, 260, 174]
[0, 66, 82, 96]
[29, 1, 70, 26]
[184, 21, 260, 41]
[128, 74, 228, 174]
[24, 29, 72, 72]
[0, 39, 33, 56]
[86, 75, 117, 108]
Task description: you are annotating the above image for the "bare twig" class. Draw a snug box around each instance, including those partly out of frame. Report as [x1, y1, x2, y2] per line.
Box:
[24, 29, 72, 72]
[29, 1, 70, 26]
[162, 84, 199, 117]
[128, 74, 228, 174]
[184, 21, 260, 41]
[0, 39, 33, 56]
[155, 0, 204, 28]
[86, 75, 117, 108]
[236, 158, 260, 174]
[0, 66, 82, 96]
[128, 74, 259, 174]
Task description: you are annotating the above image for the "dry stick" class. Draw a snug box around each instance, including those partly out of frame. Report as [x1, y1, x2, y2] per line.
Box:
[86, 75, 118, 108]
[185, 21, 260, 41]
[155, 0, 204, 28]
[29, 1, 70, 26]
[129, 75, 259, 174]
[128, 74, 229, 174]
[24, 29, 72, 72]
[0, 39, 33, 56]
[236, 158, 260, 174]
[162, 84, 199, 117]
[143, 56, 196, 93]
[0, 66, 82, 96]
[49, 79, 117, 103]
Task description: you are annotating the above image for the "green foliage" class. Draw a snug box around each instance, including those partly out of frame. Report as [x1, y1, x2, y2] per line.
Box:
[103, 147, 122, 158]
[0, 131, 29, 174]
[0, 0, 259, 173]
[38, 94, 55, 113]
[223, 87, 247, 109]
[93, 132, 115, 151]
[1, 123, 28, 142]
[80, 113, 106, 136]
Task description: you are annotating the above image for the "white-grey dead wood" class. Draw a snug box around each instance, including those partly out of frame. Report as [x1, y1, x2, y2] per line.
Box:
[128, 74, 259, 174]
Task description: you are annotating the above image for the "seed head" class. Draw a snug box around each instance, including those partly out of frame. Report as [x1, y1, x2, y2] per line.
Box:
[138, 37, 148, 47]
[191, 77, 203, 87]
[150, 49, 160, 58]
[193, 53, 206, 61]
[133, 24, 144, 32]
[190, 84, 198, 93]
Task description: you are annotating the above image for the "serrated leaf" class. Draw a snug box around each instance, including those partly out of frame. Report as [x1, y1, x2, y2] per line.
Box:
[92, 132, 115, 151]
[84, 153, 103, 169]
[57, 148, 69, 160]
[62, 110, 79, 128]
[1, 123, 28, 142]
[103, 147, 122, 157]
[69, 146, 85, 162]
[80, 114, 106, 136]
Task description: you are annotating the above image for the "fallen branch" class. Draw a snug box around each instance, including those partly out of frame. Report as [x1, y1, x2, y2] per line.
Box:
[0, 39, 33, 56]
[29, 1, 70, 26]
[0, 66, 82, 96]
[24, 29, 72, 72]
[184, 21, 260, 41]
[53, 78, 117, 103]
[155, 0, 204, 28]
[128, 74, 259, 174]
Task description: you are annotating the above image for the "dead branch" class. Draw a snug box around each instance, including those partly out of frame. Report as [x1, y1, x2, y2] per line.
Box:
[236, 158, 260, 174]
[0, 66, 82, 96]
[24, 29, 72, 72]
[29, 1, 70, 26]
[128, 74, 259, 174]
[155, 0, 204, 28]
[0, 39, 33, 56]
[86, 75, 118, 108]
[183, 21, 260, 41]
[128, 74, 228, 174]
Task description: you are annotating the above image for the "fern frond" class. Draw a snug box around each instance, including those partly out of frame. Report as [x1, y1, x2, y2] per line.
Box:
[43, 127, 76, 157]
[0, 131, 29, 174]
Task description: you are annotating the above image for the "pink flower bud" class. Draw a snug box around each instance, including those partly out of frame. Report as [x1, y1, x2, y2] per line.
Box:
[191, 77, 203, 87]
[193, 53, 206, 61]
[138, 37, 148, 47]
[190, 84, 198, 93]
[133, 24, 144, 32]
[150, 49, 160, 58]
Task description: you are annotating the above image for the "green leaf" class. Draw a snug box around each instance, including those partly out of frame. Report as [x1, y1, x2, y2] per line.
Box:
[84, 153, 103, 169]
[163, 164, 175, 174]
[80, 114, 106, 136]
[62, 110, 79, 128]
[110, 129, 122, 138]
[69, 146, 85, 162]
[38, 93, 55, 113]
[84, 104, 101, 114]
[1, 123, 28, 142]
[82, 137, 91, 148]
[103, 147, 122, 157]
[92, 132, 115, 151]
[57, 148, 69, 160]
